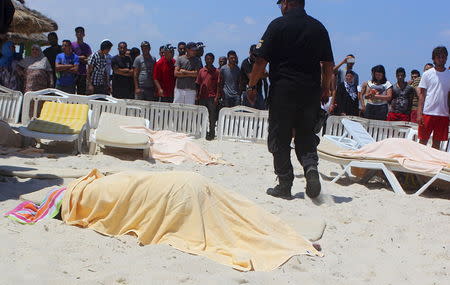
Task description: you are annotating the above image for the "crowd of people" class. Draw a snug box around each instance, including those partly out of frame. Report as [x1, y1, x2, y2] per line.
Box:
[329, 47, 450, 149]
[0, 26, 449, 144]
[0, 27, 270, 140]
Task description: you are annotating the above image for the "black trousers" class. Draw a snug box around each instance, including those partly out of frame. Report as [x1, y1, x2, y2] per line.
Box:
[268, 86, 321, 184]
[112, 84, 134, 99]
[76, 75, 87, 95]
[199, 97, 217, 135]
[93, 85, 108, 95]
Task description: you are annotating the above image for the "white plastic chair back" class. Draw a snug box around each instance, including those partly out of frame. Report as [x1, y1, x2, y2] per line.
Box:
[341, 118, 376, 148]
[125, 100, 209, 138]
[217, 106, 269, 143]
[22, 89, 126, 127]
[0, 85, 23, 124]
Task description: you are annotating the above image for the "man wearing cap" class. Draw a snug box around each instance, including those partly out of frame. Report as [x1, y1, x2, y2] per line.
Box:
[133, 41, 157, 101]
[174, 42, 203, 105]
[153, 44, 176, 103]
[247, 0, 334, 199]
[196, 42, 205, 64]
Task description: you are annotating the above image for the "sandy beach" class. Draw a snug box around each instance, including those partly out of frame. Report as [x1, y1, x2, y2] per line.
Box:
[0, 139, 449, 285]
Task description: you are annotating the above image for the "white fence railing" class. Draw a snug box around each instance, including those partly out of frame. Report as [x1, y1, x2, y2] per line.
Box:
[125, 100, 209, 138]
[0, 85, 23, 124]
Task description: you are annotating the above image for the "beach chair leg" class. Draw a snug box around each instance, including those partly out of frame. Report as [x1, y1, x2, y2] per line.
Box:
[332, 164, 351, 183]
[89, 143, 97, 155]
[413, 174, 440, 196]
[380, 165, 406, 195]
[143, 148, 150, 159]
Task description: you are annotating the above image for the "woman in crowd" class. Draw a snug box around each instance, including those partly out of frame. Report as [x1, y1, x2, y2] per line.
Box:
[0, 40, 19, 90]
[360, 65, 393, 120]
[17, 44, 53, 92]
[333, 70, 359, 116]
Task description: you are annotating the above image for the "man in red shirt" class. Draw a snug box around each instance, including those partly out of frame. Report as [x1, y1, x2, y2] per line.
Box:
[153, 44, 176, 103]
[196, 53, 220, 140]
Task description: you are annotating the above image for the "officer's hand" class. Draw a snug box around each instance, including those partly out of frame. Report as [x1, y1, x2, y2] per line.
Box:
[247, 89, 257, 105]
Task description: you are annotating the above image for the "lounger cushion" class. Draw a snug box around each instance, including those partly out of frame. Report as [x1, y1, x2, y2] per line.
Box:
[95, 113, 148, 146]
[28, 102, 88, 134]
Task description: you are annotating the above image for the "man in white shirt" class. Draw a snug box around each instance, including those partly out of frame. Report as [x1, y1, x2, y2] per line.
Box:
[417, 46, 450, 149]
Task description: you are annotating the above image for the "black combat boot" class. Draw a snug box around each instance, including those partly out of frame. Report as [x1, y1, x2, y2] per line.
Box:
[266, 179, 293, 199]
[305, 165, 321, 199]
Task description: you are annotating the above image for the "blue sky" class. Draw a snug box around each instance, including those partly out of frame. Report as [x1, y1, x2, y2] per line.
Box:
[28, 0, 449, 83]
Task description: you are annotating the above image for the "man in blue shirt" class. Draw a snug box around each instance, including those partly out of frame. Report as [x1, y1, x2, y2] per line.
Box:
[55, 40, 79, 94]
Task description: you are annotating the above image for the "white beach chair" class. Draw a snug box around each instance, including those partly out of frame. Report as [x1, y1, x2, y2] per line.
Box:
[318, 136, 450, 196]
[21, 89, 127, 127]
[89, 113, 151, 159]
[18, 101, 91, 154]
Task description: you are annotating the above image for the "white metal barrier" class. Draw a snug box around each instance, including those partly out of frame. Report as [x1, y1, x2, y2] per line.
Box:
[0, 85, 23, 124]
[22, 89, 127, 128]
[125, 100, 209, 138]
[217, 106, 269, 143]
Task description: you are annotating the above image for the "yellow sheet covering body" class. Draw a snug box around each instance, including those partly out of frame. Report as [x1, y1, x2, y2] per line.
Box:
[28, 102, 89, 134]
[61, 170, 321, 271]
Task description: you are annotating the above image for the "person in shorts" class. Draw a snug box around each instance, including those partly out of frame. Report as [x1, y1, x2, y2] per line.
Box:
[417, 46, 450, 149]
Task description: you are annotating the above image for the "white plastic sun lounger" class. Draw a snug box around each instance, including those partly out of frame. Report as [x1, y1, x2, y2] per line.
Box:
[89, 113, 150, 159]
[318, 136, 450, 196]
[18, 102, 92, 154]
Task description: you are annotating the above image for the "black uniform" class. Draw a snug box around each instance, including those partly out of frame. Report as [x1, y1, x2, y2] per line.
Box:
[255, 7, 334, 185]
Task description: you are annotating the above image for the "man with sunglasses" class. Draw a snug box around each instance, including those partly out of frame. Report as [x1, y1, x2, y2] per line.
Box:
[247, 0, 334, 200]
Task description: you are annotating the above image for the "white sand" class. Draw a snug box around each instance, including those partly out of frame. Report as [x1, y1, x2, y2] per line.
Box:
[0, 139, 449, 284]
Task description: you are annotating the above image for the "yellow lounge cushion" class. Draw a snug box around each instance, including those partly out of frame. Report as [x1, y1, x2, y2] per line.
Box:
[28, 102, 89, 134]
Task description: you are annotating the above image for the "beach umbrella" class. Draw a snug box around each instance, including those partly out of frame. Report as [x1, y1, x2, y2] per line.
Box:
[6, 32, 49, 46]
[9, 0, 58, 35]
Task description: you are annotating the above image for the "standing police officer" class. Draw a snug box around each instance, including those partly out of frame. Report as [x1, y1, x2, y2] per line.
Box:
[247, 0, 334, 199]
